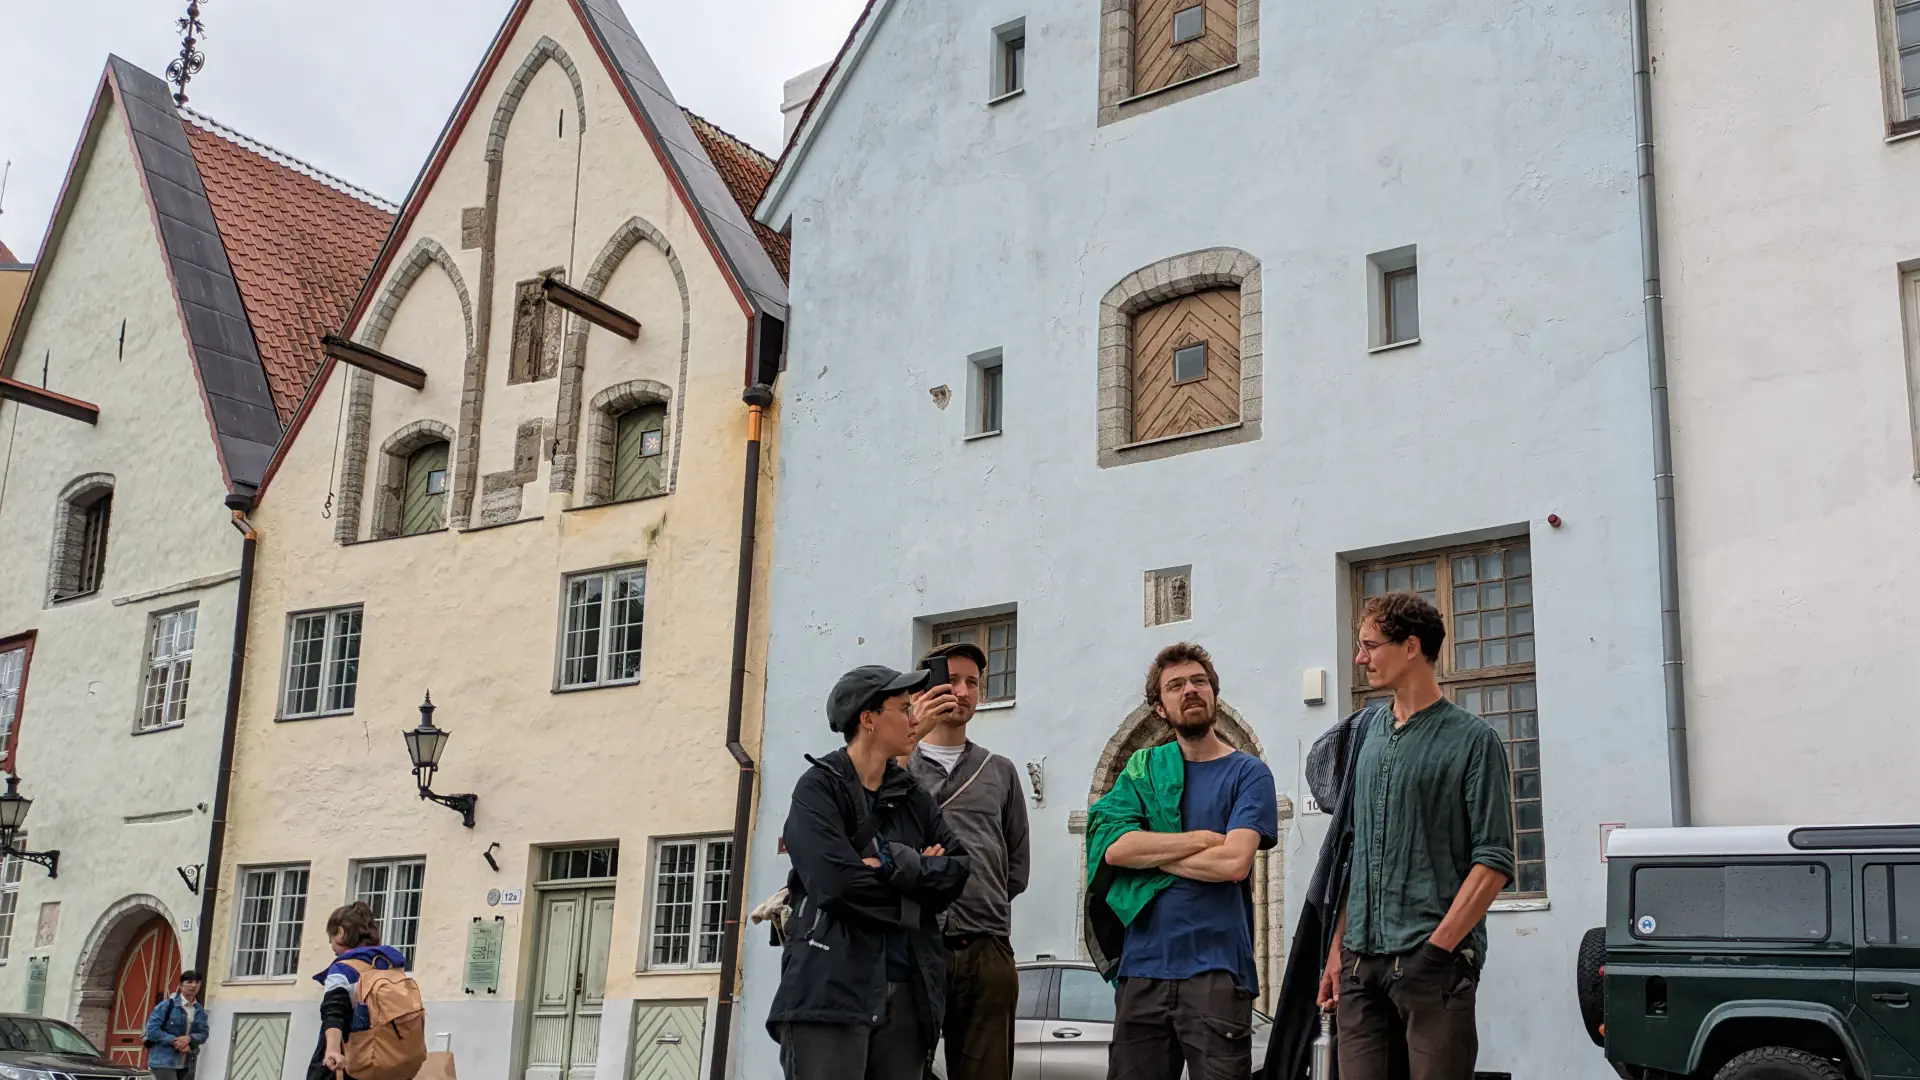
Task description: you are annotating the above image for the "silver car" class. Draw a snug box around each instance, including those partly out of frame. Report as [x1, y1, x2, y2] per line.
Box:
[932, 959, 1274, 1080]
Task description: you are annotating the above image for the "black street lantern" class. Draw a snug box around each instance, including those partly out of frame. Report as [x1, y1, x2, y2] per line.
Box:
[0, 776, 59, 878]
[404, 693, 477, 828]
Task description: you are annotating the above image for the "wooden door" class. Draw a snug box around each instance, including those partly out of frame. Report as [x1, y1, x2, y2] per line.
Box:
[626, 1003, 704, 1080]
[107, 918, 181, 1065]
[402, 442, 449, 535]
[524, 889, 615, 1080]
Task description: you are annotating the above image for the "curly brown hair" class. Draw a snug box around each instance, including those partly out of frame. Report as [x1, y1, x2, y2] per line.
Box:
[1144, 642, 1221, 710]
[1358, 592, 1446, 662]
[326, 901, 382, 948]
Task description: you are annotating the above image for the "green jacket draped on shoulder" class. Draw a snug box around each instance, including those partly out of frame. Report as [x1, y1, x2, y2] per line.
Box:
[1083, 739, 1186, 979]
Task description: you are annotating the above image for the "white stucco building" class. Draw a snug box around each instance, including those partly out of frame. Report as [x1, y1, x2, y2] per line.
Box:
[740, 0, 1674, 1075]
[0, 57, 388, 1060]
[1650, 3, 1920, 826]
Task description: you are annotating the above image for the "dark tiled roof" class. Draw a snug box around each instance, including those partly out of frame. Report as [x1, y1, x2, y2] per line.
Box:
[181, 112, 394, 424]
[109, 56, 283, 493]
[573, 0, 787, 320]
[682, 109, 788, 281]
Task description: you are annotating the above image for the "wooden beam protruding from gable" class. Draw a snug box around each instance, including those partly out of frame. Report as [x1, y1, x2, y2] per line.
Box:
[322, 335, 428, 391]
[0, 377, 99, 425]
[543, 277, 640, 340]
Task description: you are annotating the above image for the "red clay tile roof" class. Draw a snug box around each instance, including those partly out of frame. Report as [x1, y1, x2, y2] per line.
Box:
[182, 112, 395, 424]
[683, 109, 789, 281]
[0, 240, 16, 264]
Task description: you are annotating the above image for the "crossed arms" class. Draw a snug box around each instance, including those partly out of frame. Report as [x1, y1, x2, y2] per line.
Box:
[1103, 827, 1261, 883]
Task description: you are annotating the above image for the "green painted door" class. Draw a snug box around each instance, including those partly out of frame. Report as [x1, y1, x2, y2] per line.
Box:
[613, 407, 666, 502]
[402, 442, 449, 535]
[227, 1014, 290, 1080]
[627, 1002, 705, 1080]
[1857, 857, 1920, 1077]
[524, 887, 616, 1080]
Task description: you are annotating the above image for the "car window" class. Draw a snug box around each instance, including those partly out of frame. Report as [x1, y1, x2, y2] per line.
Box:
[1863, 863, 1920, 945]
[1632, 862, 1829, 941]
[1016, 968, 1049, 1020]
[1056, 968, 1117, 1024]
[0, 1018, 34, 1052]
[37, 1021, 98, 1056]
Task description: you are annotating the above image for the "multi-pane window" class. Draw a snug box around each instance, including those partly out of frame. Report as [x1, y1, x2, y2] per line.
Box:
[75, 495, 111, 596]
[354, 859, 425, 964]
[283, 607, 362, 718]
[935, 614, 1017, 702]
[542, 845, 619, 883]
[650, 838, 731, 968]
[1890, 0, 1920, 131]
[1354, 539, 1544, 896]
[0, 855, 21, 963]
[231, 865, 309, 979]
[140, 607, 196, 731]
[560, 566, 645, 689]
[0, 641, 26, 765]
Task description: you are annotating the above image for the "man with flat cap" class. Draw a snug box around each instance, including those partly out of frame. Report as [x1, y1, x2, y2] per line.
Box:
[768, 664, 974, 1080]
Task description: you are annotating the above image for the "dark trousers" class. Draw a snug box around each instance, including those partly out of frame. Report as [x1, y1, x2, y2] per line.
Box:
[1336, 946, 1480, 1080]
[1107, 971, 1253, 1080]
[942, 935, 1018, 1080]
[778, 982, 929, 1080]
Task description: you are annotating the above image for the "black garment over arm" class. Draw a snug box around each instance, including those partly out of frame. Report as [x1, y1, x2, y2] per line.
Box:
[784, 768, 905, 927]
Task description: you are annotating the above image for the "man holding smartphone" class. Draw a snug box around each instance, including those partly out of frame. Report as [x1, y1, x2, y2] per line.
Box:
[909, 643, 1031, 1080]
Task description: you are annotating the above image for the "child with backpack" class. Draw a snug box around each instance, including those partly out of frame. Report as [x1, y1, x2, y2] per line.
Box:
[310, 903, 428, 1080]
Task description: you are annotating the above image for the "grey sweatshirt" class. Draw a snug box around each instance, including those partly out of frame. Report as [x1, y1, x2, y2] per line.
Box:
[909, 741, 1030, 940]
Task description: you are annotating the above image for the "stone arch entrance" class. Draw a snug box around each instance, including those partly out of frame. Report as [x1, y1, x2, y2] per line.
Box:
[71, 896, 178, 1054]
[1083, 702, 1292, 1012]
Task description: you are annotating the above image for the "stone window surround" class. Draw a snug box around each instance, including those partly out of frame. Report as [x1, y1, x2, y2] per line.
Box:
[1098, 0, 1261, 127]
[46, 472, 115, 605]
[369, 419, 457, 539]
[551, 215, 693, 499]
[337, 237, 474, 543]
[1097, 247, 1262, 468]
[581, 380, 674, 507]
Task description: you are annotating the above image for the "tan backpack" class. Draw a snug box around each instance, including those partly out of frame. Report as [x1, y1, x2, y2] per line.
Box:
[342, 958, 428, 1080]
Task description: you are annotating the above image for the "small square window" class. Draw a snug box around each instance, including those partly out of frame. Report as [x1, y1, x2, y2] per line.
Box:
[424, 469, 447, 496]
[1172, 342, 1208, 384]
[933, 613, 1017, 703]
[1173, 5, 1205, 44]
[641, 430, 664, 458]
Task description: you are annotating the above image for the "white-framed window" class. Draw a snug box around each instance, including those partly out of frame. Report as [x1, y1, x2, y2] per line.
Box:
[968, 348, 1005, 438]
[283, 606, 362, 718]
[231, 865, 309, 979]
[0, 637, 28, 767]
[648, 837, 731, 969]
[1368, 245, 1420, 350]
[991, 18, 1026, 100]
[0, 854, 22, 963]
[139, 606, 196, 731]
[934, 613, 1017, 703]
[1885, 0, 1920, 133]
[559, 566, 646, 689]
[1901, 267, 1920, 479]
[353, 859, 425, 965]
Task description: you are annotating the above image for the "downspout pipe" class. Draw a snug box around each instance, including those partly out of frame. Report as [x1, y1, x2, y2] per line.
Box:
[197, 494, 257, 978]
[709, 381, 775, 1080]
[1630, 0, 1692, 827]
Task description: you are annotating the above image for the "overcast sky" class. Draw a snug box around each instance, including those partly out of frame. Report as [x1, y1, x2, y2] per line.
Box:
[1, 0, 864, 260]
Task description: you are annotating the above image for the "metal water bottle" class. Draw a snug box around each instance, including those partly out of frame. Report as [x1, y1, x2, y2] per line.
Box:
[1311, 1010, 1335, 1080]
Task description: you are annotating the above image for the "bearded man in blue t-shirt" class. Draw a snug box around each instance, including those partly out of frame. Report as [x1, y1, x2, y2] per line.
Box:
[1101, 643, 1280, 1080]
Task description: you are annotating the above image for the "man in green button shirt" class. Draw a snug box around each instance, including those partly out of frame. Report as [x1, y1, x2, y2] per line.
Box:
[1316, 592, 1516, 1080]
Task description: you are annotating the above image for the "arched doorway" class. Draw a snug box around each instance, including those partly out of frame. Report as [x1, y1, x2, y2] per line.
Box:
[1083, 701, 1292, 1012]
[104, 917, 180, 1064]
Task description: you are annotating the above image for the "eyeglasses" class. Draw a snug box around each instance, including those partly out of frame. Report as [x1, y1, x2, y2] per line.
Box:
[1355, 638, 1402, 656]
[1161, 674, 1212, 693]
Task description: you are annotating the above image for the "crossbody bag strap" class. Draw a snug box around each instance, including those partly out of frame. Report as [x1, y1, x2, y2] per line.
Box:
[940, 755, 993, 810]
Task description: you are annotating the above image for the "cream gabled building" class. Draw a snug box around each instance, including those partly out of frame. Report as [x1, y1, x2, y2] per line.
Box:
[0, 57, 388, 1058]
[200, 3, 787, 1080]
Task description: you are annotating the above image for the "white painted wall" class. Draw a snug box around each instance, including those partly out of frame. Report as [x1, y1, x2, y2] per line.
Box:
[0, 91, 238, 1031]
[741, 0, 1669, 1077]
[1651, 4, 1920, 827]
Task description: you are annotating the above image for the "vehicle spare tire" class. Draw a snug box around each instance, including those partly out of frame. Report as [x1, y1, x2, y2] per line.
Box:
[1577, 926, 1607, 1047]
[1714, 1046, 1845, 1080]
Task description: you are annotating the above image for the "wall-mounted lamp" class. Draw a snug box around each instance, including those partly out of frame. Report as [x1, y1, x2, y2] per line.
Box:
[403, 693, 478, 828]
[0, 775, 59, 878]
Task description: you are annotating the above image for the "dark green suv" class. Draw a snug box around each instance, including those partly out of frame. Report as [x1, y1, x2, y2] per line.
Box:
[1580, 825, 1920, 1080]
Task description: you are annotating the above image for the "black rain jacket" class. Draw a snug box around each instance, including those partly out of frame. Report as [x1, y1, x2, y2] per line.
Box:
[765, 748, 971, 1038]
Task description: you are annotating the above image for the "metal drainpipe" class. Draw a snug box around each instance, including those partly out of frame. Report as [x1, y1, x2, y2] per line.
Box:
[196, 495, 257, 979]
[1630, 0, 1692, 827]
[709, 382, 774, 1080]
